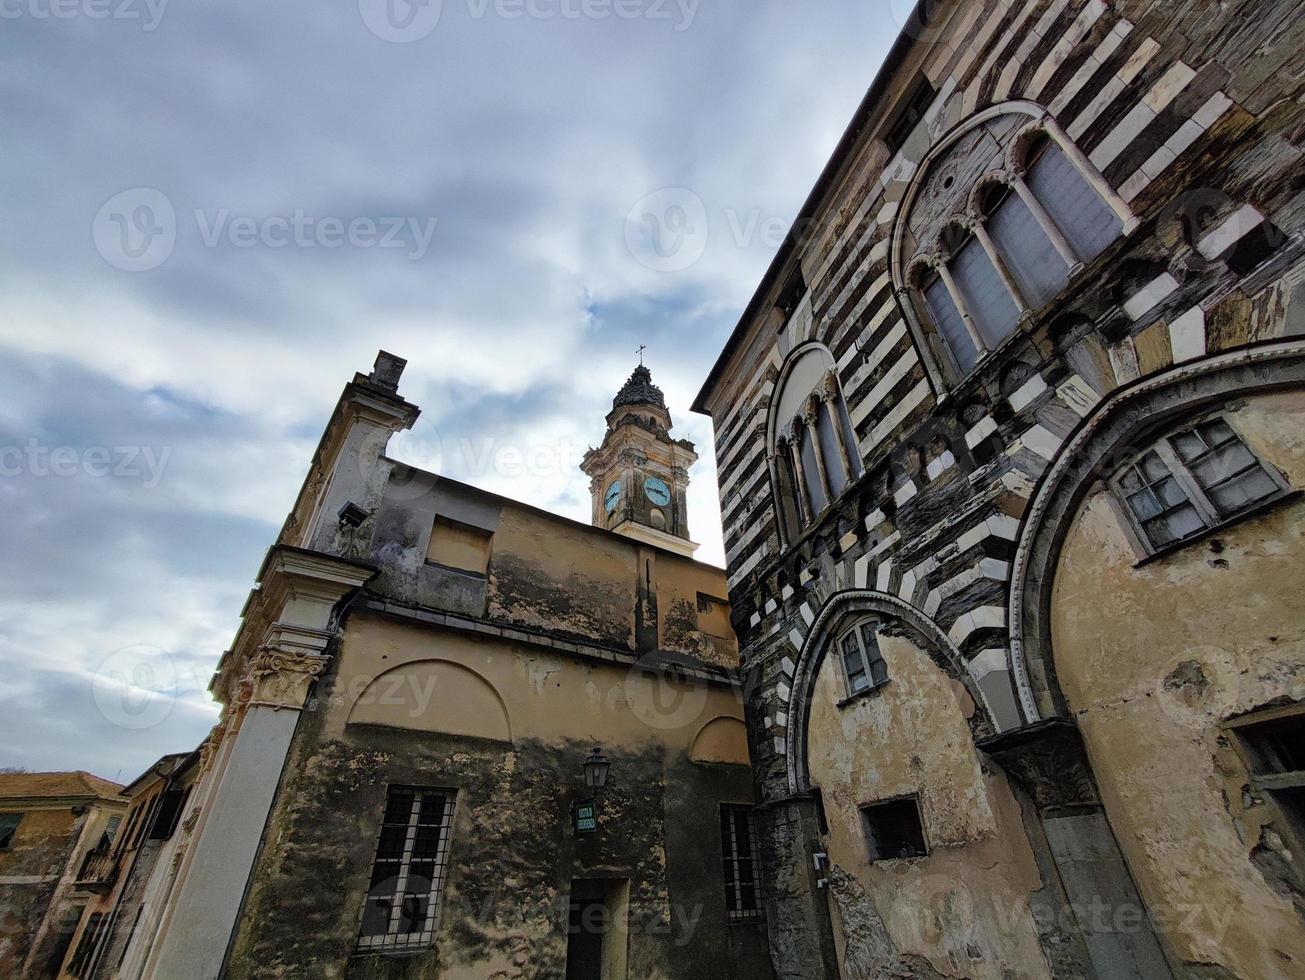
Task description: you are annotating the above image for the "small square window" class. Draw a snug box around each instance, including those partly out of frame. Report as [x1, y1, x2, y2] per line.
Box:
[885, 78, 937, 153]
[1237, 712, 1305, 780]
[696, 592, 731, 638]
[861, 797, 928, 861]
[1228, 706, 1305, 889]
[837, 621, 889, 698]
[0, 812, 21, 850]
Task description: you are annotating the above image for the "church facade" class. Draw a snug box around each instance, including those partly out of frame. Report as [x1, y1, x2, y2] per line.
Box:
[106, 356, 771, 980]
[692, 0, 1305, 978]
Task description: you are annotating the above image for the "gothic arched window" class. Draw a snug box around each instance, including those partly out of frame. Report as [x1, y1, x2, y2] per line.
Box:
[769, 344, 863, 541]
[893, 104, 1135, 387]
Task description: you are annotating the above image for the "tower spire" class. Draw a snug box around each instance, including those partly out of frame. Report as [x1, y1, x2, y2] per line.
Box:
[580, 362, 699, 557]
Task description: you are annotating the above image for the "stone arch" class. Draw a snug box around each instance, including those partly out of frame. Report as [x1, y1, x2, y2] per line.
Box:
[346, 659, 513, 743]
[1007, 340, 1305, 722]
[766, 342, 861, 543]
[891, 100, 1045, 299]
[689, 716, 750, 765]
[785, 589, 998, 795]
[891, 100, 1139, 391]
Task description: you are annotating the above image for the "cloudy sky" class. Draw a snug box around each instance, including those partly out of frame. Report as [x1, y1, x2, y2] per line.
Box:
[0, 0, 899, 782]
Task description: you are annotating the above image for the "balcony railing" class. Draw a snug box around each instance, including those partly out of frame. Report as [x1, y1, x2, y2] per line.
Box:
[74, 845, 119, 892]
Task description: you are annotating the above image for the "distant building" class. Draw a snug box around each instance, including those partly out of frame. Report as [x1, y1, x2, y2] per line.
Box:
[51, 753, 200, 980]
[0, 772, 126, 978]
[111, 356, 770, 979]
[693, 0, 1305, 977]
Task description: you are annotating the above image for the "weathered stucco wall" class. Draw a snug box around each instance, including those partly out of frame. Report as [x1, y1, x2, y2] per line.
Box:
[227, 611, 770, 980]
[369, 466, 738, 669]
[1051, 389, 1305, 978]
[323, 613, 745, 748]
[806, 628, 1049, 978]
[0, 808, 81, 978]
[487, 504, 640, 650]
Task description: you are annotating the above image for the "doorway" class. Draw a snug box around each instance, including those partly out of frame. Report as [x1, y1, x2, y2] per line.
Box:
[565, 878, 628, 980]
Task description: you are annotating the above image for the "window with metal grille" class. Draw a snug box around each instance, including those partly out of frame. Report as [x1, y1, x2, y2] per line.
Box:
[837, 621, 889, 698]
[0, 812, 21, 850]
[861, 797, 928, 861]
[358, 788, 456, 953]
[1112, 415, 1290, 554]
[720, 805, 763, 922]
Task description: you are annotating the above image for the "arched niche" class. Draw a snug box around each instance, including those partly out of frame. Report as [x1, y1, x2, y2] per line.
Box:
[1007, 340, 1305, 722]
[766, 342, 862, 542]
[346, 659, 513, 743]
[689, 716, 750, 765]
[785, 590, 998, 795]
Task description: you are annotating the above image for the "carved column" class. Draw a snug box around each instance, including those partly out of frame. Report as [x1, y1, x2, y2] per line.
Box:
[801, 397, 833, 505]
[818, 372, 856, 484]
[783, 424, 814, 527]
[930, 252, 988, 358]
[143, 548, 373, 980]
[1009, 171, 1083, 274]
[963, 213, 1032, 320]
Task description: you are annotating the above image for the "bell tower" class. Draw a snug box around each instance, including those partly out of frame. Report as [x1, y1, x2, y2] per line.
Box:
[581, 364, 699, 557]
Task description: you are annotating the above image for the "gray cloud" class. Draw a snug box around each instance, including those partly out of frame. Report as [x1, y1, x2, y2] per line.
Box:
[0, 1, 897, 773]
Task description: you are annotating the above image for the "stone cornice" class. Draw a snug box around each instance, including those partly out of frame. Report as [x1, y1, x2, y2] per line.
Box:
[212, 546, 376, 707]
[361, 597, 740, 688]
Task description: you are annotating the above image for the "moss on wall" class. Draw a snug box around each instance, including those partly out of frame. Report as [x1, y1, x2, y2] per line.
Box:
[227, 610, 771, 980]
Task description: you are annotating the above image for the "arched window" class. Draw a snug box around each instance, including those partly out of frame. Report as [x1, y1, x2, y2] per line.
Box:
[894, 104, 1135, 386]
[769, 345, 863, 540]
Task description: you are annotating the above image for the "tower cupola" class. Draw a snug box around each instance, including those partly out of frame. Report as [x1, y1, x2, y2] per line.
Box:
[581, 364, 699, 557]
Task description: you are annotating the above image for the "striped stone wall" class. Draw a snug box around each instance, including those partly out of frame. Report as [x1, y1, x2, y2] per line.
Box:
[701, 0, 1304, 799]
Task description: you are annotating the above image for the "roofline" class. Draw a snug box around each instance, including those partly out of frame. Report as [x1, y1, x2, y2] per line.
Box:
[119, 750, 198, 798]
[691, 0, 931, 415]
[382, 458, 729, 574]
[0, 794, 128, 809]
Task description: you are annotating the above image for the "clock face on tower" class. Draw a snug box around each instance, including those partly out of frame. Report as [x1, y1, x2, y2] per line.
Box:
[604, 481, 622, 513]
[643, 477, 671, 507]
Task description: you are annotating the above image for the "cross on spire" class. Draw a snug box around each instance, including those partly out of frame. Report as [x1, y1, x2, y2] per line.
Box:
[636, 344, 647, 366]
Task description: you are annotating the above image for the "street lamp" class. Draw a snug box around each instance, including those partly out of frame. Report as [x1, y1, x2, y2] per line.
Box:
[582, 747, 610, 792]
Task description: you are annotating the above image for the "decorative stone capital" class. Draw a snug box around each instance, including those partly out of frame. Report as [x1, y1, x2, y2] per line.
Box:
[198, 727, 225, 770]
[952, 212, 982, 233]
[818, 371, 840, 403]
[918, 251, 947, 273]
[800, 396, 822, 428]
[246, 646, 331, 710]
[978, 718, 1099, 811]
